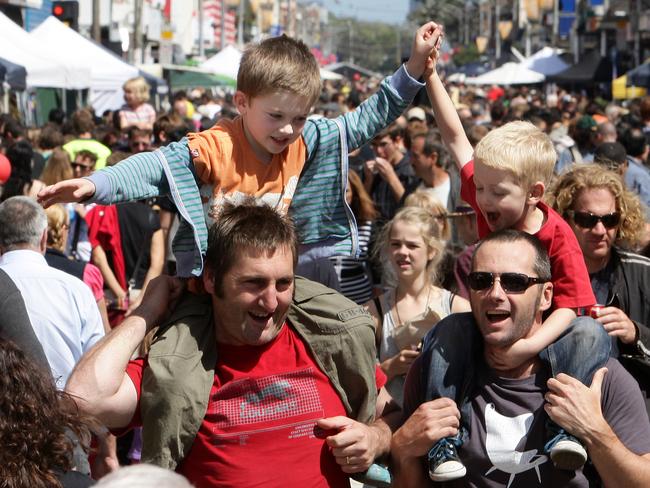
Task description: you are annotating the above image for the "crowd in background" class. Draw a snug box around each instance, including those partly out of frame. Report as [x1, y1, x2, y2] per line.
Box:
[1, 67, 650, 486]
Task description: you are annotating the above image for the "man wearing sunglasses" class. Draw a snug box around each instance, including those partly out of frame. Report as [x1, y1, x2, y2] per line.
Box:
[391, 230, 650, 488]
[551, 164, 650, 417]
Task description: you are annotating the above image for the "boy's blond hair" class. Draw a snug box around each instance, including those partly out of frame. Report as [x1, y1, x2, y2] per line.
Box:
[237, 35, 321, 105]
[474, 120, 556, 189]
[122, 76, 151, 103]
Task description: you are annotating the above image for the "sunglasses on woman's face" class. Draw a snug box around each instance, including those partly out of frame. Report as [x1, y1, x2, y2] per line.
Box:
[567, 210, 620, 229]
[468, 272, 549, 294]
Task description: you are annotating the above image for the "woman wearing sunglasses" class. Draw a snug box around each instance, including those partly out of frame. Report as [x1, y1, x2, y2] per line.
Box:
[549, 163, 650, 415]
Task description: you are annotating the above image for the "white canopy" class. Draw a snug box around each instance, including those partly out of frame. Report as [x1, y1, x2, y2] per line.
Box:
[465, 62, 545, 86]
[201, 45, 345, 82]
[31, 16, 141, 114]
[522, 47, 569, 76]
[201, 45, 241, 81]
[0, 12, 91, 89]
[320, 68, 343, 80]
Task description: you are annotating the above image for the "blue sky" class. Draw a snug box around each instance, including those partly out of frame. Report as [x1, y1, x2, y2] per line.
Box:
[317, 0, 410, 25]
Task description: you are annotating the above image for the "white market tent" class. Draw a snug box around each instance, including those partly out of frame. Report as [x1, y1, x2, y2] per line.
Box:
[0, 12, 91, 89]
[320, 68, 343, 80]
[30, 16, 140, 115]
[202, 45, 344, 83]
[465, 62, 545, 85]
[523, 47, 569, 76]
[201, 45, 241, 82]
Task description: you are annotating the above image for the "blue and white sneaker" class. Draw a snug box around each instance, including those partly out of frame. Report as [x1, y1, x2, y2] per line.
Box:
[545, 433, 588, 470]
[427, 438, 467, 482]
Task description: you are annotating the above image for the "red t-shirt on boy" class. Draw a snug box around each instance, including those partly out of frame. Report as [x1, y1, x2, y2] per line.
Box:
[460, 160, 595, 310]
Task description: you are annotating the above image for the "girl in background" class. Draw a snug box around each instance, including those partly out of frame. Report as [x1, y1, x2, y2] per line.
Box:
[118, 77, 156, 132]
[367, 206, 470, 406]
[45, 204, 110, 334]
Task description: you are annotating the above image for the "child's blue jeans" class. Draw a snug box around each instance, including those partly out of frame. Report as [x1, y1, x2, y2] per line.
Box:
[420, 313, 611, 441]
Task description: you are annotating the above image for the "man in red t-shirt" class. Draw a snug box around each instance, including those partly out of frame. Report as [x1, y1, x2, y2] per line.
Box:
[67, 201, 398, 487]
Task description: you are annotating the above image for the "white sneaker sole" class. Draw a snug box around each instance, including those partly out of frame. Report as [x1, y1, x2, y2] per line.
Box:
[429, 461, 467, 482]
[550, 439, 588, 470]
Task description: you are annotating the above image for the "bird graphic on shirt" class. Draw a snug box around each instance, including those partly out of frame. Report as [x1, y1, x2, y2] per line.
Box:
[484, 402, 548, 487]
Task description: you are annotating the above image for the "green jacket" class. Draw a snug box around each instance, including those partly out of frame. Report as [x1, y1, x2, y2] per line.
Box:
[140, 276, 378, 469]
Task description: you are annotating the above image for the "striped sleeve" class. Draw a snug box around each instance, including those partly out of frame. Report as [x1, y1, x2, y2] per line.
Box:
[88, 140, 191, 204]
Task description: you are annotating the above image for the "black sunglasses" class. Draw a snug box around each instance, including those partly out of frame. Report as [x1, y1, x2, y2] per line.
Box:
[468, 272, 549, 294]
[567, 210, 620, 229]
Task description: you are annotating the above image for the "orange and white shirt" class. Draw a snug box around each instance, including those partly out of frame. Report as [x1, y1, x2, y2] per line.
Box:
[187, 117, 307, 227]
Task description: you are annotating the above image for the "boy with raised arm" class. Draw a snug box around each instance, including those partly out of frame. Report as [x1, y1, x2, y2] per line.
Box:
[421, 26, 608, 482]
[39, 25, 442, 278]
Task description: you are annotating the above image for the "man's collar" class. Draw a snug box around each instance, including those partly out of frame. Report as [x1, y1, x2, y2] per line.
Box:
[0, 248, 47, 266]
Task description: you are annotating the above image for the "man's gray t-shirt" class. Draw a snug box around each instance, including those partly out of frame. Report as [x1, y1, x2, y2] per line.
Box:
[404, 357, 650, 487]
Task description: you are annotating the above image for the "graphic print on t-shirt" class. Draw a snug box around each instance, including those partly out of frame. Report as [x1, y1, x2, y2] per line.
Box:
[200, 175, 299, 227]
[484, 403, 548, 488]
[210, 368, 323, 436]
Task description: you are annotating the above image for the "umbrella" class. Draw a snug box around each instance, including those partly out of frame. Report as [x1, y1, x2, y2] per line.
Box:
[465, 62, 545, 86]
[626, 62, 650, 89]
[547, 50, 613, 84]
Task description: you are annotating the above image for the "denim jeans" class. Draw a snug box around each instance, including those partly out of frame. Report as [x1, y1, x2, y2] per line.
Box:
[421, 313, 611, 442]
[539, 315, 611, 384]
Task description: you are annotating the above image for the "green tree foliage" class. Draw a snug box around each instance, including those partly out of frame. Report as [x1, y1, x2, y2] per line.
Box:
[327, 15, 412, 74]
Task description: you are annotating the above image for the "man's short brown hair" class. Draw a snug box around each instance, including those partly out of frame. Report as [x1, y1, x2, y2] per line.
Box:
[237, 35, 321, 106]
[204, 200, 298, 297]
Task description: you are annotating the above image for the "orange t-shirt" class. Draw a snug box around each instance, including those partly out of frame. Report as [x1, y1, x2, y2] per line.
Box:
[187, 117, 307, 227]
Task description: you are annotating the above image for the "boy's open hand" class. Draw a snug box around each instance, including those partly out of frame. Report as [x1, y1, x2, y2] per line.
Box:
[406, 21, 444, 80]
[37, 178, 96, 208]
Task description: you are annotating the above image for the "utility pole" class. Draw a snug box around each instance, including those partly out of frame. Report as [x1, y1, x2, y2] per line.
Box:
[495, 0, 501, 64]
[221, 0, 226, 50]
[133, 0, 143, 64]
[396, 28, 401, 67]
[92, 0, 100, 42]
[198, 0, 204, 57]
[552, 0, 559, 47]
[348, 20, 354, 64]
[237, 0, 244, 46]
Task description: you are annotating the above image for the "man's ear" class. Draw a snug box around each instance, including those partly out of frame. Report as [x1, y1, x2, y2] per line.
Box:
[203, 268, 215, 295]
[429, 152, 439, 167]
[39, 229, 48, 254]
[539, 281, 553, 313]
[233, 91, 249, 115]
[527, 181, 545, 204]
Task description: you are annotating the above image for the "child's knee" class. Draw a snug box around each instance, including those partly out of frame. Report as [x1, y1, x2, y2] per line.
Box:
[568, 315, 609, 347]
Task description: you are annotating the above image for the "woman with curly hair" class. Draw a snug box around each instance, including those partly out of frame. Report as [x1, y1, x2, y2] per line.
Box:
[548, 163, 650, 415]
[0, 339, 94, 487]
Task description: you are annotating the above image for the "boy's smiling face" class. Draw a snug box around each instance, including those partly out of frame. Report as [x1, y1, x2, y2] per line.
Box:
[473, 160, 530, 232]
[235, 90, 312, 163]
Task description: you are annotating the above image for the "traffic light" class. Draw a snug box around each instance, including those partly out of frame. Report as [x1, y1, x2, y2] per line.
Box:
[52, 1, 79, 31]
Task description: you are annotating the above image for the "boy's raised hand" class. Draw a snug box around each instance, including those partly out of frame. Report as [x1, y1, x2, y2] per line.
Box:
[424, 36, 442, 81]
[406, 21, 444, 80]
[37, 178, 96, 208]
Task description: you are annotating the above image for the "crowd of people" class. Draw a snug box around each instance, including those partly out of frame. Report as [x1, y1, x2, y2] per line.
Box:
[1, 18, 650, 488]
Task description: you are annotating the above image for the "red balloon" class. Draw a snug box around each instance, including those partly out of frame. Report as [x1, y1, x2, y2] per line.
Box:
[0, 153, 10, 184]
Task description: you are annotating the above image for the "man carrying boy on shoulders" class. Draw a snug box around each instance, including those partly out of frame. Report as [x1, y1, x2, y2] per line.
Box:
[420, 24, 606, 482]
[39, 23, 443, 278]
